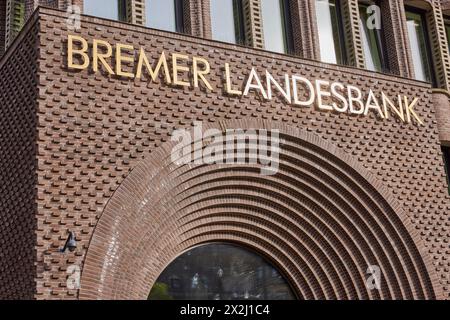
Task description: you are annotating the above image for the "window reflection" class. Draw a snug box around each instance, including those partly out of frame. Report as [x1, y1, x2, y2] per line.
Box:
[315, 0, 346, 64]
[261, 0, 290, 53]
[148, 243, 295, 300]
[146, 0, 182, 32]
[84, 0, 121, 20]
[359, 3, 385, 72]
[211, 0, 245, 44]
[405, 10, 433, 83]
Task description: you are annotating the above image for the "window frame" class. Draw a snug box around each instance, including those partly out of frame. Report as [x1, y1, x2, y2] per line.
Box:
[404, 5, 436, 85]
[315, 0, 348, 65]
[260, 0, 294, 54]
[145, 0, 185, 33]
[233, 0, 246, 45]
[358, 0, 389, 72]
[210, 0, 246, 45]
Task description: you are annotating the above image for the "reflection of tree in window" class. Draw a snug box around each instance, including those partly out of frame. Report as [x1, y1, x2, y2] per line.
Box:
[148, 243, 295, 300]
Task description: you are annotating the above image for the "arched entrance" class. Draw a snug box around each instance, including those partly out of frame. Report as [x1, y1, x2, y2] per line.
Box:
[79, 121, 442, 300]
[148, 243, 296, 300]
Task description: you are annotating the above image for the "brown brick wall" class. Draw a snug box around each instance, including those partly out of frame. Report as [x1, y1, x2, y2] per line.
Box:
[79, 119, 442, 299]
[434, 91, 450, 144]
[25, 0, 38, 19]
[290, 0, 318, 59]
[185, 0, 212, 39]
[0, 6, 449, 299]
[31, 8, 449, 299]
[25, 0, 71, 19]
[0, 11, 40, 299]
[384, 0, 414, 78]
[441, 0, 450, 10]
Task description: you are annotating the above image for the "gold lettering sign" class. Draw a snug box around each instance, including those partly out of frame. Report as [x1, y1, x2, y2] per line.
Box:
[66, 35, 424, 125]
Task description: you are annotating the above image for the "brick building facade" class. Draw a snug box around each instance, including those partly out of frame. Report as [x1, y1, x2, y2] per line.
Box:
[0, 1, 450, 300]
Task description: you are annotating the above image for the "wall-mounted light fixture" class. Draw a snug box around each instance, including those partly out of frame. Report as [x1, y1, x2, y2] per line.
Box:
[60, 231, 77, 253]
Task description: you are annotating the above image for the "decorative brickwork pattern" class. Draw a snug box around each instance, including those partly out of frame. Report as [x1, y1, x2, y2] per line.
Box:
[124, 0, 144, 25]
[80, 121, 441, 300]
[184, 0, 211, 38]
[290, 0, 318, 59]
[56, 0, 83, 12]
[434, 91, 450, 144]
[7, 0, 450, 93]
[183, 0, 195, 36]
[381, 0, 413, 78]
[25, 0, 37, 20]
[341, 0, 365, 68]
[242, 0, 264, 49]
[25, 8, 448, 299]
[131, 0, 145, 26]
[0, 11, 39, 299]
[1, 6, 450, 300]
[24, 0, 57, 19]
[442, 0, 450, 11]
[200, 0, 212, 39]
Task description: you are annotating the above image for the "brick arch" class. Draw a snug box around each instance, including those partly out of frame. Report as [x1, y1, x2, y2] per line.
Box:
[79, 120, 442, 300]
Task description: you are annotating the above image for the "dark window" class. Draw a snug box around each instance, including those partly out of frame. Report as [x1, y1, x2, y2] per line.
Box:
[405, 8, 435, 84]
[146, 0, 184, 33]
[315, 0, 347, 65]
[442, 146, 450, 194]
[210, 0, 246, 45]
[148, 243, 296, 300]
[84, 0, 125, 21]
[359, 1, 388, 72]
[261, 0, 293, 54]
[169, 277, 182, 290]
